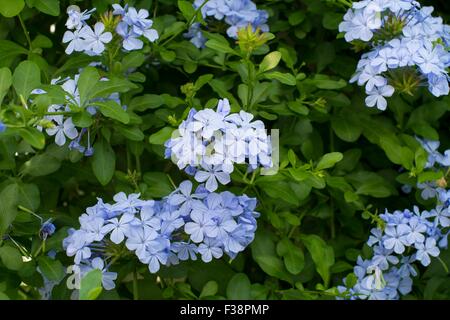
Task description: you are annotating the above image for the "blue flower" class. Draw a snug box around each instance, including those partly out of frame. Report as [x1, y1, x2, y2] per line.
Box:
[198, 238, 223, 262]
[172, 242, 198, 261]
[113, 5, 159, 51]
[40, 219, 56, 240]
[65, 6, 95, 30]
[89, 257, 117, 290]
[190, 0, 269, 40]
[0, 121, 6, 133]
[365, 85, 395, 110]
[102, 213, 136, 244]
[194, 164, 231, 192]
[79, 22, 112, 55]
[341, 1, 450, 110]
[415, 238, 440, 266]
[184, 209, 217, 243]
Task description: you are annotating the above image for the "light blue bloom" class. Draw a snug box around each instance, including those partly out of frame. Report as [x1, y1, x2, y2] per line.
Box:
[79, 22, 112, 55]
[89, 257, 117, 290]
[46, 116, 78, 146]
[415, 238, 440, 266]
[365, 85, 395, 110]
[184, 209, 217, 243]
[103, 213, 136, 244]
[40, 219, 56, 240]
[66, 6, 95, 30]
[194, 164, 231, 192]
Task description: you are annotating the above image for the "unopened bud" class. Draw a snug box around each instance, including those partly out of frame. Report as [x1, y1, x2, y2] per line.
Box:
[437, 177, 447, 188]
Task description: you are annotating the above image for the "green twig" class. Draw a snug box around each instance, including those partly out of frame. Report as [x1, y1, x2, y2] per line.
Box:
[133, 269, 139, 300]
[18, 14, 32, 51]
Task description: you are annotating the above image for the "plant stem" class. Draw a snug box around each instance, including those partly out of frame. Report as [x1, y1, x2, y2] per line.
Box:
[437, 256, 449, 274]
[133, 269, 139, 300]
[167, 174, 177, 190]
[18, 205, 43, 222]
[159, 0, 210, 48]
[18, 14, 32, 51]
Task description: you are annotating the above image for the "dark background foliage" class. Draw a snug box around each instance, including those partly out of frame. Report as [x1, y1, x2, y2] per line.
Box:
[0, 0, 450, 300]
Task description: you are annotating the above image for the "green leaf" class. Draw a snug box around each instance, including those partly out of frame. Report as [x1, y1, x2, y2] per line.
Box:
[259, 51, 281, 73]
[21, 153, 61, 177]
[91, 139, 116, 186]
[31, 0, 60, 16]
[12, 60, 41, 100]
[0, 184, 19, 236]
[143, 172, 174, 198]
[178, 0, 195, 21]
[316, 152, 343, 170]
[331, 114, 362, 142]
[380, 138, 414, 170]
[300, 234, 335, 287]
[16, 182, 40, 211]
[0, 246, 23, 270]
[257, 179, 299, 206]
[96, 100, 130, 124]
[72, 111, 93, 128]
[149, 127, 174, 145]
[251, 231, 292, 282]
[226, 273, 251, 300]
[159, 49, 176, 62]
[263, 71, 297, 86]
[205, 39, 236, 55]
[309, 75, 347, 90]
[322, 12, 342, 30]
[17, 127, 45, 149]
[0, 40, 28, 66]
[276, 238, 305, 275]
[418, 171, 443, 184]
[194, 74, 214, 91]
[116, 126, 145, 141]
[31, 35, 53, 49]
[130, 94, 165, 111]
[37, 256, 65, 282]
[122, 51, 146, 69]
[89, 78, 137, 99]
[199, 280, 218, 298]
[0, 0, 25, 17]
[288, 11, 306, 26]
[77, 67, 100, 106]
[79, 269, 103, 300]
[0, 67, 12, 105]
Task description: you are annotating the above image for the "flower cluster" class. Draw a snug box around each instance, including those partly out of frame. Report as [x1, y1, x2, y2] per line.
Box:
[63, 180, 259, 291]
[31, 73, 124, 155]
[63, 4, 159, 55]
[185, 0, 269, 48]
[164, 98, 273, 192]
[339, 137, 450, 300]
[63, 6, 112, 55]
[112, 4, 159, 51]
[339, 0, 450, 110]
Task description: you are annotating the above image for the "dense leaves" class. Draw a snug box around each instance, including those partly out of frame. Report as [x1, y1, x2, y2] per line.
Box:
[0, 0, 449, 301]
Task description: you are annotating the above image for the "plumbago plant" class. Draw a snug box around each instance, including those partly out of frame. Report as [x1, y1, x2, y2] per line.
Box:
[1, 0, 450, 301]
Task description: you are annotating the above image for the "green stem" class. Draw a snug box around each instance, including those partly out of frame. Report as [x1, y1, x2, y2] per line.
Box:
[167, 174, 177, 190]
[18, 14, 32, 51]
[8, 237, 31, 258]
[33, 240, 46, 258]
[18, 205, 43, 223]
[133, 269, 139, 300]
[437, 256, 449, 274]
[159, 0, 211, 48]
[245, 59, 255, 111]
